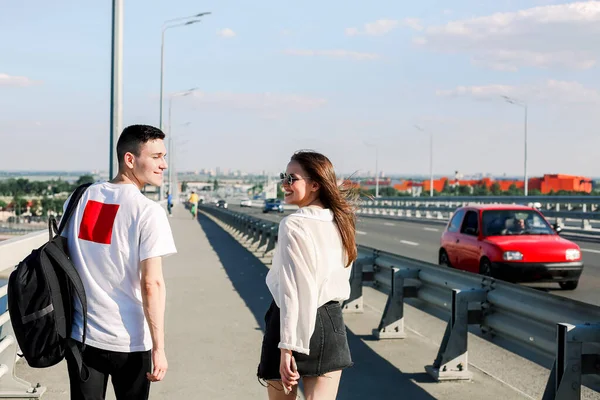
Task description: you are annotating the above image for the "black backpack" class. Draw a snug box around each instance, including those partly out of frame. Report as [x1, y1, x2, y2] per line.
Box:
[7, 183, 91, 380]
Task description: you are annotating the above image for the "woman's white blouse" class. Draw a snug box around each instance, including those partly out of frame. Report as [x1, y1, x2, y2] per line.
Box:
[266, 206, 352, 355]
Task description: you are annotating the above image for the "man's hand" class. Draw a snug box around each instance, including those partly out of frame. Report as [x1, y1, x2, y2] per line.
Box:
[279, 349, 299, 393]
[147, 348, 168, 382]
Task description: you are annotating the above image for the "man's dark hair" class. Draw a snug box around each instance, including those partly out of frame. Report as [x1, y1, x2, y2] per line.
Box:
[116, 125, 166, 168]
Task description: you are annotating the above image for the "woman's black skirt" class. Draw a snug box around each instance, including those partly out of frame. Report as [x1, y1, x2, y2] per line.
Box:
[257, 300, 353, 380]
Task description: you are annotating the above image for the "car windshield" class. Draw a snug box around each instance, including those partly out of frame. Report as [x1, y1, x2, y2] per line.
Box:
[482, 209, 555, 236]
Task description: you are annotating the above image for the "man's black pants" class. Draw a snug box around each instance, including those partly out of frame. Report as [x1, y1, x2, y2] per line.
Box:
[66, 344, 151, 400]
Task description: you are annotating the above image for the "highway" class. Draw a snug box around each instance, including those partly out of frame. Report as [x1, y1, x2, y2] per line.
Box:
[226, 203, 600, 306]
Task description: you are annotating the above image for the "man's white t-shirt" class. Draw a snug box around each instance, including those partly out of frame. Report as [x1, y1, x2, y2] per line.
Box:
[62, 182, 177, 352]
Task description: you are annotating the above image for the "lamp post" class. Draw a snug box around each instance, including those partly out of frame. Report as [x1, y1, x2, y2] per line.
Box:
[502, 95, 528, 196]
[167, 88, 198, 194]
[415, 125, 434, 197]
[109, 0, 123, 179]
[158, 12, 210, 199]
[159, 12, 211, 131]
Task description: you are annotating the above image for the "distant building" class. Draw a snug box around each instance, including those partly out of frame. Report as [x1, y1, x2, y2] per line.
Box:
[421, 174, 592, 194]
[529, 174, 592, 194]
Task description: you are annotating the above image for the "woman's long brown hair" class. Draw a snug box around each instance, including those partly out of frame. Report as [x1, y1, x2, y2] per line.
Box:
[291, 150, 359, 267]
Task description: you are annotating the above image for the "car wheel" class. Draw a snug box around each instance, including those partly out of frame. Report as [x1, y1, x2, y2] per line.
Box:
[438, 249, 452, 268]
[559, 281, 578, 290]
[479, 258, 493, 277]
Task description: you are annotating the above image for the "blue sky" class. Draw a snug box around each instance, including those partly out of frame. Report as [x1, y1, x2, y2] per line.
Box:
[1, 0, 599, 177]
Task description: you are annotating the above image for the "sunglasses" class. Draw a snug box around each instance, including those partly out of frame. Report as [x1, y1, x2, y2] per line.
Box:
[280, 172, 307, 186]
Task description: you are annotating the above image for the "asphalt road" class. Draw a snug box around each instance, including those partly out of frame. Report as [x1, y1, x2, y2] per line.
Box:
[226, 203, 600, 307]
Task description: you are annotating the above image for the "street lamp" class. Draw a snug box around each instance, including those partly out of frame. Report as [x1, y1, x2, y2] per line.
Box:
[364, 142, 379, 198]
[109, 0, 123, 179]
[164, 12, 212, 25]
[159, 18, 207, 131]
[158, 11, 210, 199]
[502, 95, 528, 196]
[168, 88, 198, 194]
[415, 125, 434, 197]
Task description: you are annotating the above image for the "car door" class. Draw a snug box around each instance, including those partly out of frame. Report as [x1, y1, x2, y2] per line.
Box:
[458, 210, 481, 273]
[443, 209, 466, 267]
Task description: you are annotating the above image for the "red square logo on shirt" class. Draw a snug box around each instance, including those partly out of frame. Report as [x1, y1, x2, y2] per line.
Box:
[78, 200, 120, 245]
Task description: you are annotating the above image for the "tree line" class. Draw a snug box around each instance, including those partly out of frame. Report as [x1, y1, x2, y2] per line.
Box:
[0, 175, 96, 217]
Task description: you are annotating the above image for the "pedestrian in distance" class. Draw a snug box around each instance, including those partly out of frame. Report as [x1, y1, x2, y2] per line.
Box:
[167, 191, 173, 217]
[257, 150, 357, 400]
[61, 124, 177, 400]
[188, 191, 199, 219]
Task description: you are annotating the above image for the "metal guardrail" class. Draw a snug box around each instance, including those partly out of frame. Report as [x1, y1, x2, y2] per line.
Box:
[358, 195, 600, 230]
[364, 195, 600, 206]
[200, 205, 600, 399]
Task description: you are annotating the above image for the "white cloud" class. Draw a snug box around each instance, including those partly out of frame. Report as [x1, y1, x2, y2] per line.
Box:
[437, 80, 600, 104]
[345, 27, 360, 36]
[217, 28, 236, 38]
[364, 19, 399, 35]
[345, 19, 400, 36]
[471, 50, 596, 71]
[402, 18, 423, 32]
[284, 49, 380, 61]
[412, 1, 600, 70]
[0, 73, 37, 87]
[346, 18, 424, 36]
[189, 91, 327, 113]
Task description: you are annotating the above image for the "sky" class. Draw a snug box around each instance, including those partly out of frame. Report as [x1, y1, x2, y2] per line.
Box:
[1, 0, 600, 178]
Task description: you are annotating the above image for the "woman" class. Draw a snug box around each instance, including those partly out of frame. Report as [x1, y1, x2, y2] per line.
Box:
[257, 150, 357, 399]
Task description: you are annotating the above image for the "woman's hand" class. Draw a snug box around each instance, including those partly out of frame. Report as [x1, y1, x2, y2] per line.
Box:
[279, 349, 299, 394]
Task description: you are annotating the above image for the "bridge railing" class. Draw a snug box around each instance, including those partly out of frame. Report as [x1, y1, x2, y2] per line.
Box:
[200, 204, 600, 399]
[357, 195, 600, 232]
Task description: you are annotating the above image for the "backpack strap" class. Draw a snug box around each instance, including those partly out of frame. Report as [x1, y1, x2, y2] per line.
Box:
[52, 182, 92, 345]
[47, 182, 92, 381]
[57, 183, 93, 235]
[47, 218, 58, 241]
[44, 243, 88, 346]
[67, 339, 89, 382]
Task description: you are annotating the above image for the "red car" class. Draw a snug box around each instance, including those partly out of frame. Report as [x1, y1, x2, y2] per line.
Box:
[439, 205, 584, 290]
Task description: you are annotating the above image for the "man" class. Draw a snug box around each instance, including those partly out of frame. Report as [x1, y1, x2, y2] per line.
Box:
[504, 216, 527, 234]
[62, 125, 177, 399]
[188, 190, 199, 219]
[513, 218, 526, 232]
[166, 191, 173, 217]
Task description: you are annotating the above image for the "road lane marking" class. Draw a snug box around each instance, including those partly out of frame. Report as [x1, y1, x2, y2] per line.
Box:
[356, 230, 367, 235]
[384, 222, 395, 226]
[399, 240, 419, 246]
[581, 248, 600, 254]
[423, 227, 439, 232]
